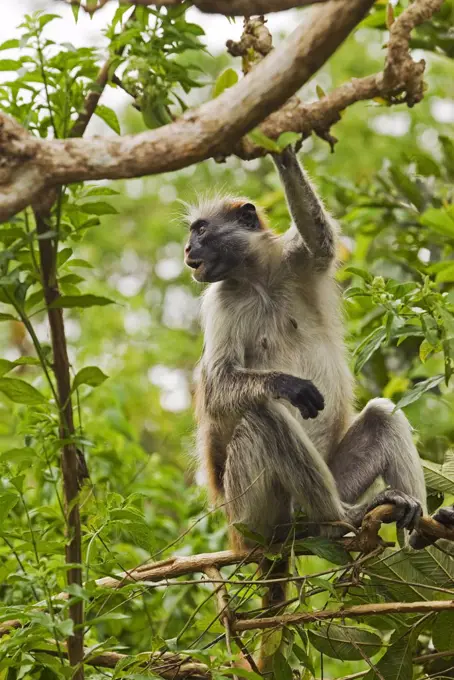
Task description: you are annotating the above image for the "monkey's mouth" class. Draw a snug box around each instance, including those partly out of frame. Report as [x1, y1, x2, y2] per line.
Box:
[186, 259, 203, 271]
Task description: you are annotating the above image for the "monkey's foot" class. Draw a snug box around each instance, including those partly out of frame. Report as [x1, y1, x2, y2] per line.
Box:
[409, 505, 454, 550]
[366, 489, 422, 532]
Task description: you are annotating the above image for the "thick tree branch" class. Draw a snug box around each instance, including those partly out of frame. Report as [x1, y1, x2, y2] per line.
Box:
[0, 0, 375, 222]
[63, 0, 333, 16]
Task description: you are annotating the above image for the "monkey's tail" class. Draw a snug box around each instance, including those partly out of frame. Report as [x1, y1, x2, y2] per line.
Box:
[258, 556, 289, 672]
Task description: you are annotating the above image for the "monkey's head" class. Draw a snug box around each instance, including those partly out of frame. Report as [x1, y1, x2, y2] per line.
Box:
[184, 198, 269, 283]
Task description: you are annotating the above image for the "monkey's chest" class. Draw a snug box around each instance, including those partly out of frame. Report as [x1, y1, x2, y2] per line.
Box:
[242, 306, 302, 369]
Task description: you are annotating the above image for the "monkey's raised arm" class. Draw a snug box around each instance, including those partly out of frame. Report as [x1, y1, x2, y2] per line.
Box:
[272, 147, 337, 269]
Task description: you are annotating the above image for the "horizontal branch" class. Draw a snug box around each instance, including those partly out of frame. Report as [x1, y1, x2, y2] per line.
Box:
[64, 0, 334, 15]
[234, 599, 454, 631]
[0, 0, 374, 222]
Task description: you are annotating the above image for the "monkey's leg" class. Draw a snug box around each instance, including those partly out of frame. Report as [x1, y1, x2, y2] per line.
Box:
[224, 403, 346, 546]
[328, 398, 427, 532]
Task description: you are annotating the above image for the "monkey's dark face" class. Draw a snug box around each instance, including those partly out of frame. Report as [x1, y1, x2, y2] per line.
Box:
[184, 202, 262, 283]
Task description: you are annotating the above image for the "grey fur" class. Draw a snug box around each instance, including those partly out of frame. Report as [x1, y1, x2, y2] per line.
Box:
[188, 148, 427, 548]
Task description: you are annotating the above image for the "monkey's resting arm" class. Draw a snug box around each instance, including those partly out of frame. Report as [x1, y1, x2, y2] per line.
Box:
[205, 362, 324, 420]
[273, 147, 337, 269]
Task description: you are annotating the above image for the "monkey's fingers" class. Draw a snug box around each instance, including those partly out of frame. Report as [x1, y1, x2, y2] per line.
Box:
[308, 385, 325, 411]
[366, 489, 422, 531]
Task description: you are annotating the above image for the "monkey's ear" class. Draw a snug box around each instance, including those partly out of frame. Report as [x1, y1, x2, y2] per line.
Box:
[238, 203, 260, 230]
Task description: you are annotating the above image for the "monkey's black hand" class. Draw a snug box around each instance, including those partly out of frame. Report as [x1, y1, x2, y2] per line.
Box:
[272, 374, 324, 419]
[409, 505, 454, 550]
[366, 489, 422, 532]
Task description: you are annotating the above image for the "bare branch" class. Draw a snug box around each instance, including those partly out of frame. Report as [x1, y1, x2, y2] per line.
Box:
[0, 0, 375, 222]
[234, 599, 454, 631]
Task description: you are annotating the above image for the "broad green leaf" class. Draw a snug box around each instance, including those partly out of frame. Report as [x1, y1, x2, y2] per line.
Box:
[0, 447, 36, 464]
[95, 105, 121, 135]
[79, 201, 118, 216]
[364, 630, 416, 680]
[84, 187, 120, 197]
[368, 547, 448, 602]
[0, 40, 20, 51]
[298, 537, 350, 565]
[420, 208, 454, 238]
[0, 377, 46, 405]
[394, 374, 444, 410]
[436, 263, 454, 283]
[72, 366, 108, 392]
[213, 68, 238, 98]
[344, 267, 374, 283]
[124, 520, 155, 552]
[0, 359, 15, 378]
[308, 624, 382, 661]
[247, 129, 280, 153]
[293, 644, 315, 676]
[232, 522, 266, 546]
[272, 652, 293, 680]
[38, 13, 60, 28]
[49, 294, 115, 309]
[0, 60, 21, 71]
[433, 611, 454, 651]
[422, 452, 454, 494]
[0, 313, 17, 322]
[0, 491, 19, 520]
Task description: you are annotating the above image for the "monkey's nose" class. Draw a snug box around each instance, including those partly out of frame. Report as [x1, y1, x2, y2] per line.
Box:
[184, 244, 191, 255]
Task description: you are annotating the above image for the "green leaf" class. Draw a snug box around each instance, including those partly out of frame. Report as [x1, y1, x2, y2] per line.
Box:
[422, 452, 454, 494]
[394, 374, 444, 410]
[95, 105, 121, 134]
[435, 263, 454, 284]
[79, 201, 118, 216]
[38, 14, 60, 28]
[213, 68, 238, 98]
[390, 166, 424, 211]
[124, 520, 155, 552]
[363, 630, 416, 680]
[433, 611, 454, 651]
[72, 366, 108, 392]
[84, 187, 120, 197]
[0, 60, 21, 71]
[308, 624, 382, 661]
[316, 84, 326, 99]
[298, 537, 350, 565]
[344, 266, 374, 283]
[0, 447, 36, 464]
[0, 491, 19, 520]
[0, 39, 20, 51]
[247, 129, 280, 153]
[232, 522, 266, 546]
[354, 326, 387, 374]
[275, 132, 302, 152]
[420, 208, 454, 238]
[293, 643, 315, 676]
[0, 313, 17, 322]
[0, 377, 46, 405]
[49, 294, 115, 309]
[0, 359, 15, 378]
[272, 652, 293, 680]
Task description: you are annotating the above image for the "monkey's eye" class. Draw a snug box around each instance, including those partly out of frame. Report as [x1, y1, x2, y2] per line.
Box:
[192, 219, 208, 235]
